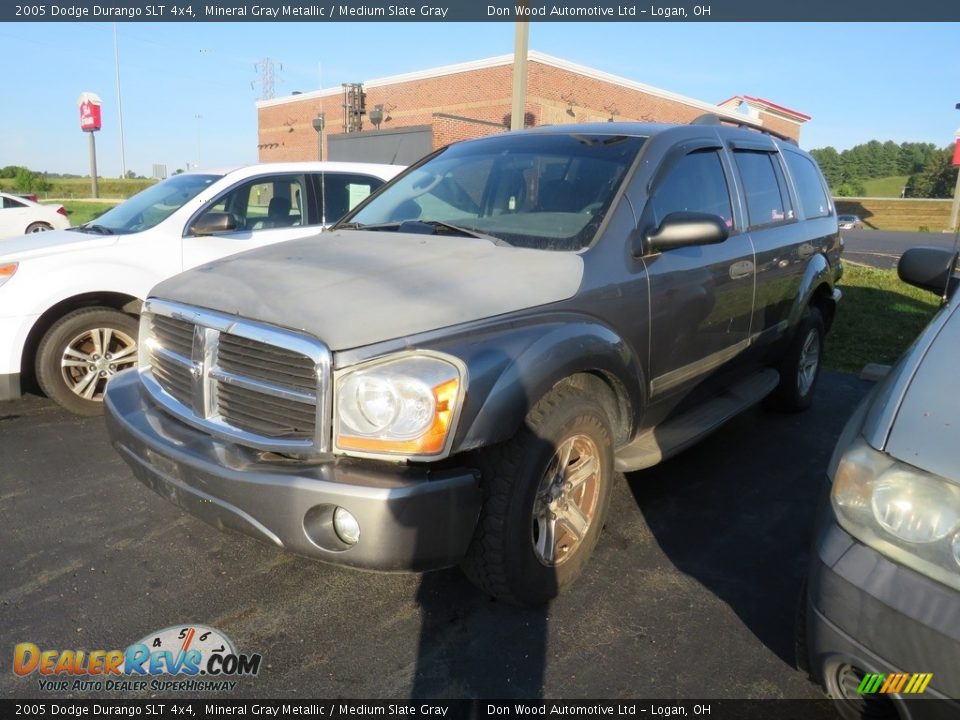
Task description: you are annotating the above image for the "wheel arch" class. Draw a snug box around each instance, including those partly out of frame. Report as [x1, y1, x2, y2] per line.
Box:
[20, 292, 142, 385]
[789, 253, 839, 333]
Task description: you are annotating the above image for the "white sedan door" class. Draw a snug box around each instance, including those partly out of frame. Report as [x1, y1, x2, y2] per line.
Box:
[181, 174, 320, 270]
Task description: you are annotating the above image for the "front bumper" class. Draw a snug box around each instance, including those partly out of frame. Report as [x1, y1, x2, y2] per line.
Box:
[806, 492, 960, 711]
[104, 370, 483, 571]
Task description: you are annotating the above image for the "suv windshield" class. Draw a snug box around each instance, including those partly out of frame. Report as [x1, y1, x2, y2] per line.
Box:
[77, 173, 221, 234]
[340, 133, 645, 251]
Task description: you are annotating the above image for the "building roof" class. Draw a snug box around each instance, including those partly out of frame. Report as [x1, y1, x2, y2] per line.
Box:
[256, 51, 762, 125]
[718, 95, 812, 122]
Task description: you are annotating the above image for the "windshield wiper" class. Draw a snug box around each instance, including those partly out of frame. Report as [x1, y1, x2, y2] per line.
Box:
[336, 221, 399, 231]
[338, 219, 510, 246]
[418, 220, 508, 244]
[78, 224, 114, 235]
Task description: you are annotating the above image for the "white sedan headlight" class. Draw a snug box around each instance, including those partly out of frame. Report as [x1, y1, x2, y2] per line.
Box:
[0, 262, 18, 289]
[334, 353, 465, 458]
[832, 437, 960, 591]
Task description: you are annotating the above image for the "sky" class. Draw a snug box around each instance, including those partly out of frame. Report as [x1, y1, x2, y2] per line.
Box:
[1, 21, 958, 177]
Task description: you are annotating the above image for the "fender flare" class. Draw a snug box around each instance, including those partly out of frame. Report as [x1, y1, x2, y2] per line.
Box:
[452, 318, 646, 453]
[787, 253, 837, 328]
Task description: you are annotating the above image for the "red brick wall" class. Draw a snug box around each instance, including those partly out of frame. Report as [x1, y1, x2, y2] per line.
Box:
[256, 58, 803, 162]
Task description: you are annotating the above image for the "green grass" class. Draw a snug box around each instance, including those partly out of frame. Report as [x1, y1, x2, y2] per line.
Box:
[860, 175, 909, 198]
[58, 200, 120, 226]
[0, 177, 156, 199]
[825, 263, 940, 373]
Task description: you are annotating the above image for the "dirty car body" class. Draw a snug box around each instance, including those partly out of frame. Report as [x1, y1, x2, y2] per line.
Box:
[105, 120, 843, 604]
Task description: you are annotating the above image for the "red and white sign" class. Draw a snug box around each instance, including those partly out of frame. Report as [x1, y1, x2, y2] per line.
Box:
[77, 92, 102, 132]
[953, 138, 960, 167]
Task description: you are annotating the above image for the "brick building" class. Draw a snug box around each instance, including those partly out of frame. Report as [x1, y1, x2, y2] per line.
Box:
[256, 51, 810, 164]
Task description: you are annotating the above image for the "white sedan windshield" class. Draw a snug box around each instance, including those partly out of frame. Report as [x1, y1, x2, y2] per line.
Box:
[80, 174, 221, 234]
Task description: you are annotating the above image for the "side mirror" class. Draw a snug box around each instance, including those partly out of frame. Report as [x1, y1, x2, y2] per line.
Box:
[897, 246, 958, 298]
[189, 212, 239, 237]
[639, 211, 729, 255]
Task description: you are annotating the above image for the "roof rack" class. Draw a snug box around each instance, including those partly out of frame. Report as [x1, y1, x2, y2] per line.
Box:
[690, 113, 797, 145]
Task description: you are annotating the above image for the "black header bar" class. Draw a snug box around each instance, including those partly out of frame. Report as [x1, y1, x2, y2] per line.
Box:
[4, 0, 960, 22]
[5, 699, 960, 720]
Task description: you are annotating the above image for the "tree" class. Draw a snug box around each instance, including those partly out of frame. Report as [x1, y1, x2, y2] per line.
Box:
[835, 180, 866, 197]
[13, 167, 51, 193]
[908, 147, 958, 199]
[809, 147, 843, 188]
[0, 165, 26, 179]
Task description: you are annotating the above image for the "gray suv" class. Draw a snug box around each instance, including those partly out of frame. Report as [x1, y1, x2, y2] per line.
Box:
[105, 116, 842, 605]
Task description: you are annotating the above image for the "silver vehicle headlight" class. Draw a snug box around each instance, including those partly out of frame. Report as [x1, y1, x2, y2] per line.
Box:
[333, 353, 465, 458]
[0, 262, 18, 289]
[832, 436, 960, 591]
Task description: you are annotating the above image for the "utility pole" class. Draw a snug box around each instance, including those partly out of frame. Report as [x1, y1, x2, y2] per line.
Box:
[510, 5, 529, 131]
[950, 116, 960, 231]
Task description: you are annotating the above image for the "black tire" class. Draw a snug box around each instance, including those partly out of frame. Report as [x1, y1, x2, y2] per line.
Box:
[36, 307, 140, 416]
[25, 221, 53, 233]
[461, 382, 614, 606]
[768, 307, 825, 413]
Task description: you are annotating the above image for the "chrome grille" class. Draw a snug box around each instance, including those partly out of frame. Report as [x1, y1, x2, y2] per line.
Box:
[216, 383, 316, 438]
[139, 299, 331, 455]
[217, 333, 317, 393]
[150, 315, 194, 359]
[149, 350, 193, 406]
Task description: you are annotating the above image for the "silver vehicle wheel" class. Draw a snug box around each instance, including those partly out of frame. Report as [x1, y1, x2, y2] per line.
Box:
[60, 327, 138, 401]
[531, 433, 601, 567]
[796, 328, 821, 397]
[26, 222, 53, 233]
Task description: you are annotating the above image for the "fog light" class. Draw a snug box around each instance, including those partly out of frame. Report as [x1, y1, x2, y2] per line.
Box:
[333, 507, 360, 545]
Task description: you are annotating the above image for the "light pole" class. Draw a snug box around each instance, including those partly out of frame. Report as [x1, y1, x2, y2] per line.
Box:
[195, 114, 203, 169]
[113, 24, 127, 179]
[312, 113, 325, 161]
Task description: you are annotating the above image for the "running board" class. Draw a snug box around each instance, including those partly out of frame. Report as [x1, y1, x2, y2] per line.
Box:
[614, 368, 780, 472]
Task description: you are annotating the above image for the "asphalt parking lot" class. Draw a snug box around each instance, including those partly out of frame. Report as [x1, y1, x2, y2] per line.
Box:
[841, 229, 956, 269]
[1, 371, 870, 700]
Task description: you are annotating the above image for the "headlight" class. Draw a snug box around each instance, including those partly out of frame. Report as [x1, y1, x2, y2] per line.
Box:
[0, 262, 18, 288]
[832, 436, 960, 591]
[334, 353, 465, 458]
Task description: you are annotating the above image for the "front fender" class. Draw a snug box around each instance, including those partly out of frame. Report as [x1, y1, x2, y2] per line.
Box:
[447, 316, 646, 453]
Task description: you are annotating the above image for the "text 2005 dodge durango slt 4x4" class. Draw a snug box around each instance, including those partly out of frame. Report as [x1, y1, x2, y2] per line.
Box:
[105, 117, 842, 605]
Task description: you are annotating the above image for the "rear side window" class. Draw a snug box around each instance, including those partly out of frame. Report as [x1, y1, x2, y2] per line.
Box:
[651, 150, 733, 229]
[2, 197, 25, 209]
[783, 151, 831, 219]
[317, 173, 387, 224]
[734, 151, 794, 228]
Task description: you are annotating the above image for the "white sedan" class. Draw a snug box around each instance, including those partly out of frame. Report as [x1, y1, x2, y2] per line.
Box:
[0, 192, 71, 238]
[0, 161, 403, 414]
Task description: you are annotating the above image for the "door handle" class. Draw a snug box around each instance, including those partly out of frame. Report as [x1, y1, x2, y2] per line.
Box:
[729, 260, 754, 280]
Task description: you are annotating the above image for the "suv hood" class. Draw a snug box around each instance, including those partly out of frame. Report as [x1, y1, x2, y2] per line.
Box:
[151, 229, 584, 351]
[0, 228, 115, 261]
[883, 301, 960, 484]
